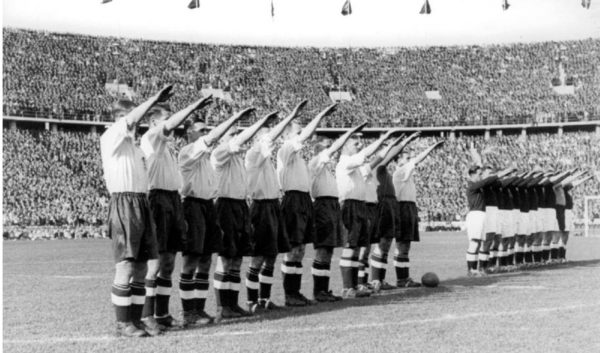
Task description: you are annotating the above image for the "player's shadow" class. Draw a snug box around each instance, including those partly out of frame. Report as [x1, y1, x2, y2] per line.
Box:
[440, 258, 600, 288]
[200, 285, 454, 328]
[192, 259, 600, 328]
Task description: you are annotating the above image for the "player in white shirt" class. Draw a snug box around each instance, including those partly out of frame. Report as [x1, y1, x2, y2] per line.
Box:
[211, 111, 276, 322]
[100, 85, 173, 337]
[139, 96, 213, 332]
[308, 123, 367, 302]
[277, 103, 336, 307]
[245, 102, 304, 313]
[336, 130, 394, 298]
[392, 140, 444, 287]
[178, 107, 251, 326]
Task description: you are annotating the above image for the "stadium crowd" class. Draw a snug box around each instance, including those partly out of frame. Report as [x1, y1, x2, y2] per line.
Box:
[3, 28, 600, 126]
[3, 127, 599, 238]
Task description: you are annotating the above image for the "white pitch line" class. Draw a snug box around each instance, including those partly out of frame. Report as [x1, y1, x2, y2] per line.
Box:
[5, 303, 599, 345]
[5, 274, 106, 279]
[4, 260, 113, 265]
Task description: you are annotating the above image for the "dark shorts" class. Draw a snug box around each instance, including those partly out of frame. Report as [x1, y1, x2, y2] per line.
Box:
[182, 197, 223, 256]
[556, 205, 566, 232]
[281, 191, 315, 247]
[250, 199, 289, 257]
[366, 202, 379, 244]
[215, 198, 253, 258]
[313, 197, 344, 249]
[375, 196, 400, 242]
[341, 199, 369, 248]
[108, 192, 159, 263]
[148, 189, 186, 253]
[397, 201, 420, 242]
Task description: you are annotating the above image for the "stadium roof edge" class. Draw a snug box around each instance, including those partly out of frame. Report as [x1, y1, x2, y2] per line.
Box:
[4, 27, 600, 50]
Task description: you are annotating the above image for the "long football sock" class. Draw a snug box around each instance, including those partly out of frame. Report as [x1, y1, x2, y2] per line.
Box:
[194, 272, 209, 312]
[141, 279, 156, 319]
[155, 276, 172, 318]
[179, 273, 195, 313]
[129, 282, 146, 322]
[259, 264, 274, 301]
[112, 284, 131, 323]
[245, 267, 260, 304]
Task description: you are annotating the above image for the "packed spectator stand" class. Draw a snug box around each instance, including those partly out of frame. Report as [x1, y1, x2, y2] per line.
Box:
[3, 128, 599, 238]
[3, 28, 600, 127]
[3, 28, 600, 239]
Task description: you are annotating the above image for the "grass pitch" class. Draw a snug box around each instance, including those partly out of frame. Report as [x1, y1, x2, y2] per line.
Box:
[4, 232, 600, 353]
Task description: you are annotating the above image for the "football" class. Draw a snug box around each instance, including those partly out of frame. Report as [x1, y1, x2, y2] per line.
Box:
[421, 272, 440, 288]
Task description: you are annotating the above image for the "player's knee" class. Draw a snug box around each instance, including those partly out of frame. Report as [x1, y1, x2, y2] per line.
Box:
[378, 238, 392, 253]
[197, 255, 212, 273]
[397, 242, 410, 257]
[263, 256, 276, 267]
[231, 256, 243, 269]
[114, 260, 134, 285]
[250, 256, 264, 269]
[315, 247, 332, 262]
[181, 255, 199, 274]
[146, 258, 160, 279]
[467, 239, 480, 253]
[131, 261, 148, 282]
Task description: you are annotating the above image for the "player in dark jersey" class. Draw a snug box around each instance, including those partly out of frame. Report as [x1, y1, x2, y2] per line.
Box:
[465, 165, 514, 276]
[557, 171, 594, 262]
[367, 132, 420, 292]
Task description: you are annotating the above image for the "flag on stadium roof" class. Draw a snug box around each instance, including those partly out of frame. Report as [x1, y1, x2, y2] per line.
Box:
[420, 0, 432, 15]
[271, 0, 275, 18]
[188, 0, 200, 10]
[341, 0, 352, 16]
[502, 0, 510, 11]
[581, 0, 591, 9]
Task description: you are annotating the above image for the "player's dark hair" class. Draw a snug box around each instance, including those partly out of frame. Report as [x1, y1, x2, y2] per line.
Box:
[145, 103, 172, 123]
[110, 99, 136, 118]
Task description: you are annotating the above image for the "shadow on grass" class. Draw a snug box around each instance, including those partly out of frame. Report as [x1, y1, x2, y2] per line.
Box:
[195, 258, 600, 328]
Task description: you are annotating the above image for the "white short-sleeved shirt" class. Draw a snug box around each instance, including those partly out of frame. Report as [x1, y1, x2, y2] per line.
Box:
[178, 138, 217, 200]
[210, 139, 247, 199]
[336, 153, 369, 202]
[393, 160, 417, 202]
[140, 123, 182, 191]
[365, 170, 379, 204]
[245, 139, 280, 200]
[100, 118, 148, 193]
[308, 152, 338, 198]
[277, 136, 310, 193]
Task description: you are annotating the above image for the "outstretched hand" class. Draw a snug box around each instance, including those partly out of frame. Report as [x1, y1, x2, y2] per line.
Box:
[155, 85, 174, 103]
[194, 95, 213, 111]
[316, 103, 337, 119]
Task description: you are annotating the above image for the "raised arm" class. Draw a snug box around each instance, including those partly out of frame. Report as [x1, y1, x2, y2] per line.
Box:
[561, 170, 587, 187]
[267, 100, 307, 142]
[378, 131, 420, 168]
[125, 85, 174, 128]
[549, 169, 572, 184]
[357, 128, 403, 160]
[204, 107, 255, 146]
[413, 140, 445, 165]
[163, 95, 213, 133]
[571, 174, 594, 188]
[496, 166, 516, 180]
[370, 134, 408, 169]
[469, 141, 483, 167]
[297, 103, 337, 143]
[323, 122, 368, 158]
[234, 111, 279, 146]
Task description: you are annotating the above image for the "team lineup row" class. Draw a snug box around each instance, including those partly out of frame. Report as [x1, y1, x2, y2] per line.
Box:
[464, 147, 594, 276]
[101, 86, 445, 337]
